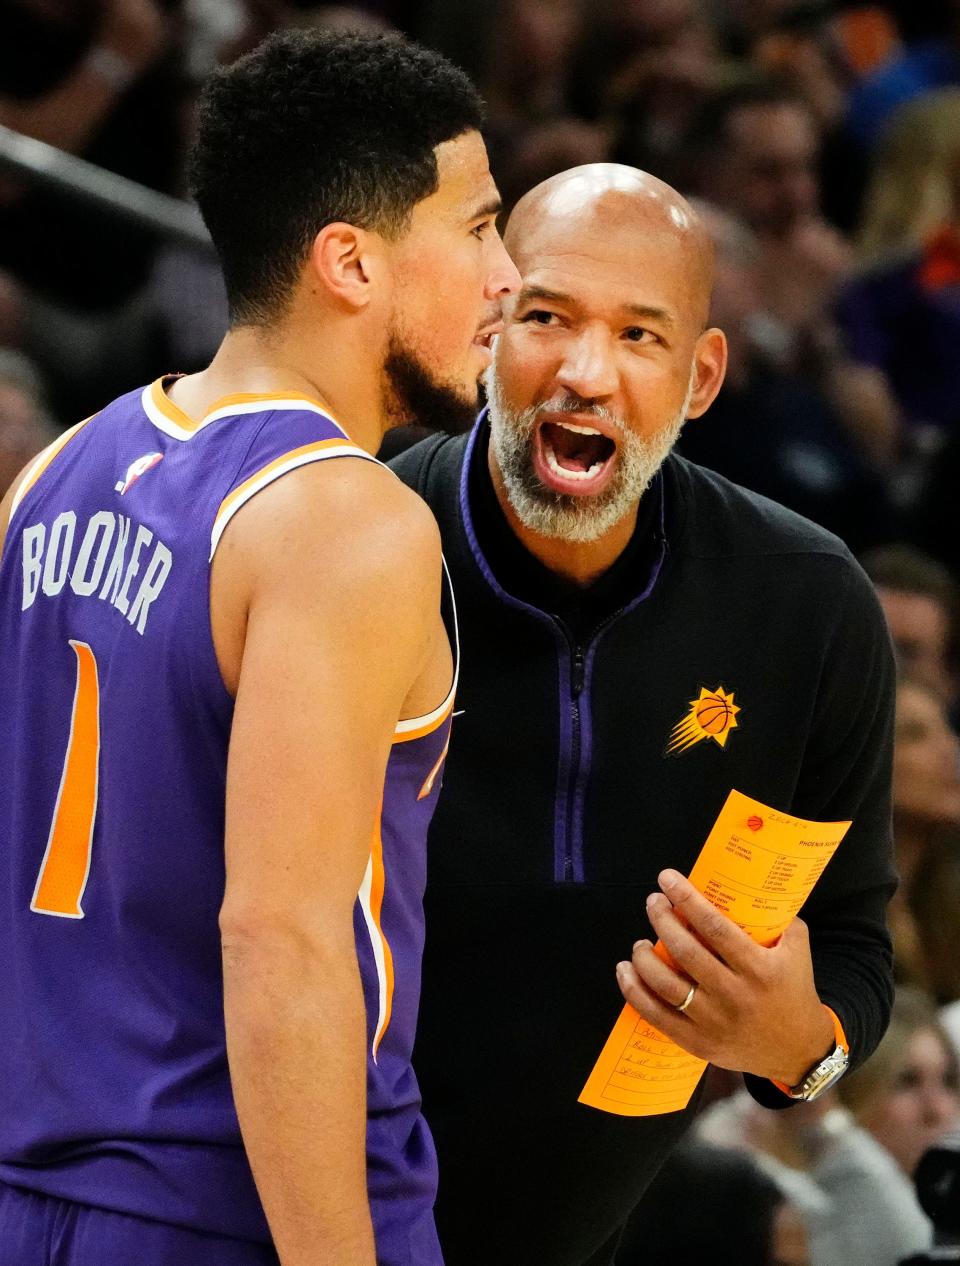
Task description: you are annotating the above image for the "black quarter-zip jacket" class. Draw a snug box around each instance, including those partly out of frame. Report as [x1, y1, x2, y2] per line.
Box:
[390, 419, 896, 1266]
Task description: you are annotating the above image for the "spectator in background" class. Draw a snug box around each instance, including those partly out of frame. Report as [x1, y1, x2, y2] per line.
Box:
[481, 0, 580, 132]
[572, 0, 723, 193]
[683, 74, 903, 471]
[676, 200, 895, 552]
[0, 0, 185, 421]
[911, 423, 960, 585]
[697, 988, 951, 1266]
[0, 0, 168, 164]
[0, 0, 180, 314]
[745, 3, 891, 234]
[0, 271, 24, 351]
[837, 90, 960, 441]
[837, 988, 960, 1178]
[888, 678, 960, 1003]
[861, 545, 960, 714]
[846, 0, 960, 151]
[685, 77, 851, 360]
[599, 0, 719, 188]
[476, 0, 588, 204]
[494, 118, 610, 219]
[0, 349, 55, 494]
[617, 1140, 809, 1266]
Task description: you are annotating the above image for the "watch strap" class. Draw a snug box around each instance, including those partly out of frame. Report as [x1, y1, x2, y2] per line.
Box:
[770, 1004, 849, 1098]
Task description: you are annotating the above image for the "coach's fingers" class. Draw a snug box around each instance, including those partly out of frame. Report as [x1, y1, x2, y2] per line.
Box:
[656, 870, 759, 972]
[645, 893, 728, 991]
[630, 938, 697, 1009]
[615, 960, 710, 1059]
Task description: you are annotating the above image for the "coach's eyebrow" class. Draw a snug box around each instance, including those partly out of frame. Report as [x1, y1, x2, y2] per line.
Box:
[515, 284, 572, 306]
[622, 303, 676, 328]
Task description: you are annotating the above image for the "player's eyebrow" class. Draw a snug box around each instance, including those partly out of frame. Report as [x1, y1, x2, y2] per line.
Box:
[467, 198, 503, 223]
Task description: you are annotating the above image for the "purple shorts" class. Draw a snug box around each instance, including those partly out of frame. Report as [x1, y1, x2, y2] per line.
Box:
[0, 1184, 280, 1266]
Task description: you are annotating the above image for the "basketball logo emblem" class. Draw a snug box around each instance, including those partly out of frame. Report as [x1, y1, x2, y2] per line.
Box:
[667, 686, 741, 755]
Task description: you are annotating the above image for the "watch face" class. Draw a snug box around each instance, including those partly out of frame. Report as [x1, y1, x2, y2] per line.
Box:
[799, 1046, 849, 1101]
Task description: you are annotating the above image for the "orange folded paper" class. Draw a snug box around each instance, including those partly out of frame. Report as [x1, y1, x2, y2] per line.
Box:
[578, 789, 851, 1117]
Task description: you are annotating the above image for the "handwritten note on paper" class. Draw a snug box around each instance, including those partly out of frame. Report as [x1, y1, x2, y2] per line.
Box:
[578, 789, 851, 1117]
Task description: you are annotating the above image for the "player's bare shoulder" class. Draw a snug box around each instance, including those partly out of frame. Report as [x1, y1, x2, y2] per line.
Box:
[224, 454, 439, 598]
[211, 454, 444, 701]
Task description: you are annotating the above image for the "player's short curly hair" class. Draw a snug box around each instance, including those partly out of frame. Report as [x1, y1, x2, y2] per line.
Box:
[189, 30, 484, 325]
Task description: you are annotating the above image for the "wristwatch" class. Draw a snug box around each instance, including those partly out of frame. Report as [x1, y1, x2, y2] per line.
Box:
[786, 1041, 850, 1101]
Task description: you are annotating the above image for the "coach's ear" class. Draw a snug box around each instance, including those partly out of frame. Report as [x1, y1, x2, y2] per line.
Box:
[307, 222, 384, 311]
[685, 327, 728, 420]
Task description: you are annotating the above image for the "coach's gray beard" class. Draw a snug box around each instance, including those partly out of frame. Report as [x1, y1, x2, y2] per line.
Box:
[487, 373, 693, 545]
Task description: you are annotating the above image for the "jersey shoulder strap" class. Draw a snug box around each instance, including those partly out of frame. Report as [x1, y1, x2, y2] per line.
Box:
[208, 398, 377, 560]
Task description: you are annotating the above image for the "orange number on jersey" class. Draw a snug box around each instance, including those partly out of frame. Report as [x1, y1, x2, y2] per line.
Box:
[31, 640, 101, 918]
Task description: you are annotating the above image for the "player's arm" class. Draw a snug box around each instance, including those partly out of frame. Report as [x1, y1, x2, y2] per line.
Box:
[212, 458, 443, 1266]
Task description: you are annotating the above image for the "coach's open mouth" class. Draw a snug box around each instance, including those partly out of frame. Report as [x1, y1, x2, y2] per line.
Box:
[534, 415, 618, 495]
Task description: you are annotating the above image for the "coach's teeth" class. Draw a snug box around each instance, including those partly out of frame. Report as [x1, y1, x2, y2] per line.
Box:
[545, 447, 604, 481]
[556, 421, 602, 436]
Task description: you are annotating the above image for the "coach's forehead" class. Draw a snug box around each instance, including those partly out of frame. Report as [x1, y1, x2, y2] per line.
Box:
[504, 164, 713, 323]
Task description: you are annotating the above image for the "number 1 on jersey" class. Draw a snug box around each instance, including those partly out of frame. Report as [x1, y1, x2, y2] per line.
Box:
[31, 640, 101, 919]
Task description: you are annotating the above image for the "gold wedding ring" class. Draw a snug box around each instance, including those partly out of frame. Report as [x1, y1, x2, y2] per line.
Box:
[675, 983, 697, 1013]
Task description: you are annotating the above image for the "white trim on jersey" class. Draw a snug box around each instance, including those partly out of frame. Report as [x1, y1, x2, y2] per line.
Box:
[140, 385, 351, 443]
[208, 444, 376, 559]
[357, 854, 390, 1065]
[392, 555, 461, 737]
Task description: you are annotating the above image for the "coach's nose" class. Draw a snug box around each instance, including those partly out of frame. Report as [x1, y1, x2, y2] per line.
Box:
[555, 323, 617, 401]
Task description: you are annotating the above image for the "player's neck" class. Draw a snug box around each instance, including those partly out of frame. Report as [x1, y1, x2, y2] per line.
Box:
[168, 324, 387, 455]
[487, 445, 638, 588]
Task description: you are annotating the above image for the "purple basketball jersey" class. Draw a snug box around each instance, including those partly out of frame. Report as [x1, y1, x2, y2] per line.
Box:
[0, 379, 452, 1265]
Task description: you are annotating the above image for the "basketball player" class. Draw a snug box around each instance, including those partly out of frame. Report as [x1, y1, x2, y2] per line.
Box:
[390, 165, 896, 1265]
[0, 31, 518, 1266]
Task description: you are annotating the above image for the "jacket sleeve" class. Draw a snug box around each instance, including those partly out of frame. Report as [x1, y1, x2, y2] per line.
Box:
[745, 554, 897, 1108]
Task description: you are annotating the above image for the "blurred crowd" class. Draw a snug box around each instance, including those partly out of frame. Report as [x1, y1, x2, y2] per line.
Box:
[4, 1, 960, 1263]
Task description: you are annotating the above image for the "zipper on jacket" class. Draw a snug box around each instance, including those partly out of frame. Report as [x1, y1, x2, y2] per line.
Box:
[565, 641, 586, 880]
[555, 611, 626, 883]
[556, 627, 586, 881]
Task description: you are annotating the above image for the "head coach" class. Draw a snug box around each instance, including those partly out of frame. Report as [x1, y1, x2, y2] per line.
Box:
[389, 165, 896, 1266]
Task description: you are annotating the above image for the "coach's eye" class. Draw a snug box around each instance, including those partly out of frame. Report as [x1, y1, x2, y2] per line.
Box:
[624, 326, 656, 343]
[471, 219, 494, 239]
[522, 310, 558, 325]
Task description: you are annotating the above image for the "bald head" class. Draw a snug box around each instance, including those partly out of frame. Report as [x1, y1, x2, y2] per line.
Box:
[486, 160, 728, 556]
[505, 164, 715, 326]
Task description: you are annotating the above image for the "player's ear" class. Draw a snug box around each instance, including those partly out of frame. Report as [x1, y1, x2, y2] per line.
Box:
[307, 223, 382, 311]
[685, 328, 727, 420]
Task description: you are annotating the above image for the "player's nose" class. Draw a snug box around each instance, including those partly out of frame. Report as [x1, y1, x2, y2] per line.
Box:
[484, 233, 521, 299]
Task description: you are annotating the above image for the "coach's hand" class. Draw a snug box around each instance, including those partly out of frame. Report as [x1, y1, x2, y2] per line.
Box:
[615, 869, 835, 1087]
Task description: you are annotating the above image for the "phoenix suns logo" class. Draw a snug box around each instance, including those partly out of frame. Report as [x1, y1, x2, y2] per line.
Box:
[667, 686, 741, 755]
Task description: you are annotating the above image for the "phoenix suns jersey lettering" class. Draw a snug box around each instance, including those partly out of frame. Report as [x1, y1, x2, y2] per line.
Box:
[20, 509, 173, 633]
